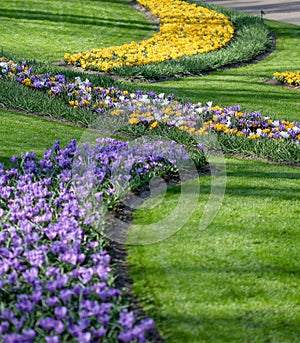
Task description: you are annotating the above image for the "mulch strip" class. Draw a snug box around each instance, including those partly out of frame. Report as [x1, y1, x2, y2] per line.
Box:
[264, 78, 300, 91]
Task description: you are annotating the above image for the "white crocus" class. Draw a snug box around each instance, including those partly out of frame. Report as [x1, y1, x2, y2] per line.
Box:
[292, 126, 300, 134]
[280, 131, 289, 139]
[206, 101, 213, 109]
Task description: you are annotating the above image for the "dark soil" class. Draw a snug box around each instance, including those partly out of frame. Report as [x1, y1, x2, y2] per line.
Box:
[264, 78, 300, 91]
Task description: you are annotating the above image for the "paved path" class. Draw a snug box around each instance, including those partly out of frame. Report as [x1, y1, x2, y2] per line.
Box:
[201, 1, 300, 25]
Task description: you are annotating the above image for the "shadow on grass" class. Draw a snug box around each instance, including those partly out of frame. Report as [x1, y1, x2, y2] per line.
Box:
[0, 9, 156, 31]
[152, 309, 300, 342]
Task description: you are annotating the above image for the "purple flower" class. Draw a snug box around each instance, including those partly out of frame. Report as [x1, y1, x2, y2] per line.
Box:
[92, 327, 107, 338]
[77, 267, 94, 284]
[2, 333, 24, 343]
[10, 156, 18, 164]
[54, 306, 68, 319]
[53, 320, 65, 334]
[77, 332, 91, 343]
[39, 317, 56, 331]
[44, 296, 59, 307]
[59, 289, 73, 302]
[22, 328, 36, 341]
[118, 309, 136, 329]
[24, 248, 45, 267]
[45, 336, 60, 343]
[0, 321, 9, 334]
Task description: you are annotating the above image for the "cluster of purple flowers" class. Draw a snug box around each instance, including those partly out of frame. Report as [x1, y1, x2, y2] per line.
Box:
[0, 137, 190, 342]
[207, 106, 300, 142]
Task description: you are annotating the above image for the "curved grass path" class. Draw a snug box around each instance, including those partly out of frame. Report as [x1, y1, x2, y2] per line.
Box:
[0, 1, 300, 342]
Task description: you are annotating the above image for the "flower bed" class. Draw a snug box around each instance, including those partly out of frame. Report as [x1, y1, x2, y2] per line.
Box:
[273, 71, 300, 87]
[64, 0, 234, 71]
[0, 136, 190, 342]
[1, 58, 300, 146]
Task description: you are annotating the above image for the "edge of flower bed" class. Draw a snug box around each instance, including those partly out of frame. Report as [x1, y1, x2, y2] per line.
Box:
[264, 78, 300, 91]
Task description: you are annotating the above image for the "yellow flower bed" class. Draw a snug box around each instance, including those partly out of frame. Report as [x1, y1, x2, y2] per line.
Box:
[64, 0, 234, 71]
[273, 71, 300, 86]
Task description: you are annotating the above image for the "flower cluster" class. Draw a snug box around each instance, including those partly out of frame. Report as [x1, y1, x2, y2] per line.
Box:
[0, 137, 190, 342]
[1, 58, 300, 143]
[203, 106, 300, 142]
[64, 0, 234, 71]
[273, 71, 300, 86]
[0, 57, 213, 132]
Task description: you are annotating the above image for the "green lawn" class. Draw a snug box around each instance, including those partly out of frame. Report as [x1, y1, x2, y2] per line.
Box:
[128, 157, 300, 342]
[0, 0, 156, 62]
[0, 109, 100, 166]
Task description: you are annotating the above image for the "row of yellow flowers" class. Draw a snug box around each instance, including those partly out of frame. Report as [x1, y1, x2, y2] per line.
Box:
[273, 71, 300, 86]
[64, 0, 234, 71]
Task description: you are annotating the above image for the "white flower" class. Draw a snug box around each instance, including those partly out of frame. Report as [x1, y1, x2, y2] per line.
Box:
[256, 129, 262, 135]
[175, 118, 184, 127]
[158, 93, 165, 99]
[206, 101, 213, 109]
[195, 107, 203, 114]
[74, 76, 82, 85]
[280, 131, 289, 139]
[154, 113, 162, 121]
[141, 95, 150, 104]
[292, 126, 300, 134]
[273, 120, 280, 127]
[225, 117, 231, 127]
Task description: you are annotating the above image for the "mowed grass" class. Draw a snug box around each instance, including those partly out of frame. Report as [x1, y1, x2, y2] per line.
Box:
[0, 0, 156, 62]
[0, 109, 101, 166]
[128, 157, 300, 342]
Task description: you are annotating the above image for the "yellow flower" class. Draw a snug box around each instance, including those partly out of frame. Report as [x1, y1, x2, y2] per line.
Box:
[129, 118, 139, 125]
[150, 121, 159, 129]
[274, 70, 300, 86]
[22, 78, 32, 87]
[64, 0, 234, 71]
[110, 109, 121, 116]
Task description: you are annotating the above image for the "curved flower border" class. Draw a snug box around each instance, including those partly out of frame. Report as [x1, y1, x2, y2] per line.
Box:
[1, 58, 300, 144]
[0, 135, 192, 342]
[64, 0, 234, 71]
